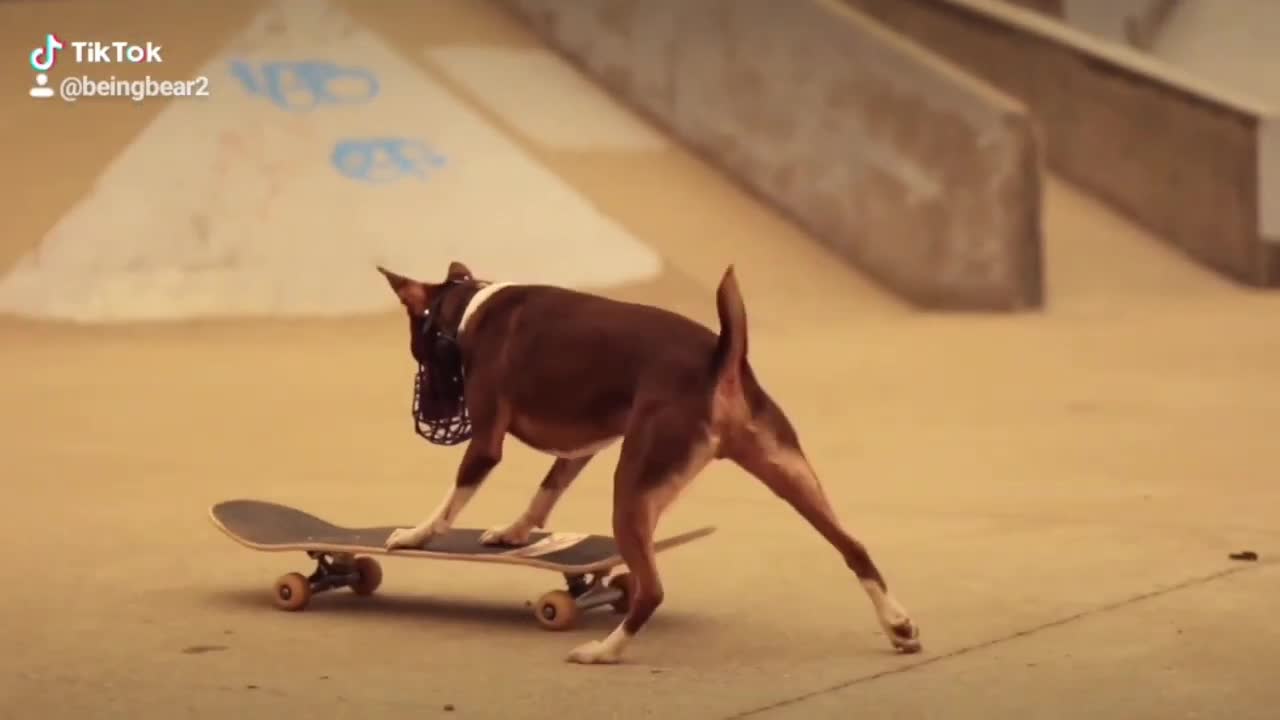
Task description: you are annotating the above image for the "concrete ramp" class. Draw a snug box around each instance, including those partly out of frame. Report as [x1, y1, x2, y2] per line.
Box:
[0, 0, 661, 322]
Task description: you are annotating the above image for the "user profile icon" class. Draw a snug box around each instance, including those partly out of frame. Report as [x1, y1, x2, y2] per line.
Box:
[30, 73, 53, 99]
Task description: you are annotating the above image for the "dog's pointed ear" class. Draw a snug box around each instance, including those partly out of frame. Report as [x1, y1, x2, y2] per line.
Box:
[445, 261, 473, 283]
[377, 265, 429, 314]
[377, 265, 416, 292]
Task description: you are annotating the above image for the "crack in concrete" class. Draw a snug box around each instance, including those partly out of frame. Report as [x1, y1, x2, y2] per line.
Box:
[722, 561, 1272, 719]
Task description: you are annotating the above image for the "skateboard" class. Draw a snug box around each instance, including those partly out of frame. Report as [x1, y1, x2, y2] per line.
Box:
[209, 499, 716, 631]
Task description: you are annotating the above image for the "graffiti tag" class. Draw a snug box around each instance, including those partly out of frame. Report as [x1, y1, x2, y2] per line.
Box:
[229, 59, 379, 112]
[331, 138, 448, 184]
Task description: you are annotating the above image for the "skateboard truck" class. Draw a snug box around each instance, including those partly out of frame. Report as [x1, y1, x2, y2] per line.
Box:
[532, 571, 634, 631]
[272, 552, 384, 611]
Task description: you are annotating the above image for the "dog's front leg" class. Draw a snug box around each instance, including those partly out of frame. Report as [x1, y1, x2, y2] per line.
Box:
[480, 455, 594, 546]
[384, 422, 504, 545]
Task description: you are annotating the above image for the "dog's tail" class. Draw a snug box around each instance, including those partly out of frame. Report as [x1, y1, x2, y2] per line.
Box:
[711, 265, 748, 388]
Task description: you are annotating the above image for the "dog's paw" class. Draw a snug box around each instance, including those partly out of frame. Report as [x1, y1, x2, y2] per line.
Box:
[384, 527, 427, 551]
[480, 522, 533, 547]
[566, 640, 623, 665]
[888, 621, 922, 654]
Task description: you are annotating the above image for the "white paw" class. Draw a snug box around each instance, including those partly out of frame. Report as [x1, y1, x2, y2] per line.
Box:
[385, 526, 433, 550]
[887, 620, 922, 654]
[480, 522, 533, 546]
[566, 640, 622, 665]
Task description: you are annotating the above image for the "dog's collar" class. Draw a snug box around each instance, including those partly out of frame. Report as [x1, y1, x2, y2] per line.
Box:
[419, 279, 479, 344]
[459, 281, 515, 338]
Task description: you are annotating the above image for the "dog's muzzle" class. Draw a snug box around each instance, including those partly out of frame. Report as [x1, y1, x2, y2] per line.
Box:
[410, 300, 473, 446]
[412, 360, 472, 446]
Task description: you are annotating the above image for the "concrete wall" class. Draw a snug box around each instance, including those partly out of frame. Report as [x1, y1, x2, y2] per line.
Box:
[500, 0, 1045, 311]
[997, 0, 1179, 49]
[1264, 118, 1280, 245]
[1061, 0, 1177, 48]
[1150, 0, 1280, 107]
[1001, 0, 1063, 17]
[845, 0, 1280, 286]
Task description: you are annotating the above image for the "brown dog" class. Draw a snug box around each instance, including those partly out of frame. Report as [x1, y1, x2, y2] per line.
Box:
[377, 261, 921, 664]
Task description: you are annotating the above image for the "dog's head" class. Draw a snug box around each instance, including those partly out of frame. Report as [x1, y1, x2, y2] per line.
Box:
[377, 261, 476, 317]
[378, 262, 481, 445]
[377, 261, 482, 366]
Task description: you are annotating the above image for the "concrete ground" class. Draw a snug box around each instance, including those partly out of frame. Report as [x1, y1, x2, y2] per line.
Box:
[2, 2, 1278, 719]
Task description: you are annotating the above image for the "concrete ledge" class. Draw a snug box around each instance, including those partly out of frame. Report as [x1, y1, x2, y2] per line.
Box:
[1262, 116, 1279, 244]
[1002, 0, 1063, 17]
[500, 0, 1045, 310]
[845, 0, 1280, 286]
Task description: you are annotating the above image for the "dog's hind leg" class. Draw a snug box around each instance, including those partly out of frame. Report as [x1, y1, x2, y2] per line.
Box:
[480, 455, 594, 546]
[567, 408, 713, 665]
[710, 265, 919, 652]
[729, 408, 921, 653]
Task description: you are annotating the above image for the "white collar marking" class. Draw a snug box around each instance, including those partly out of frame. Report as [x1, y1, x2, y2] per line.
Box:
[459, 282, 517, 337]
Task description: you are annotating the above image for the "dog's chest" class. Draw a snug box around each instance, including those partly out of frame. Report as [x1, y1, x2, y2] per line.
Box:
[508, 415, 620, 459]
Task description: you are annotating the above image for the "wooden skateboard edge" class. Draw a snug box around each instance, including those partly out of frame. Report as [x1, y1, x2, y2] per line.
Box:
[652, 524, 718, 553]
[208, 504, 716, 576]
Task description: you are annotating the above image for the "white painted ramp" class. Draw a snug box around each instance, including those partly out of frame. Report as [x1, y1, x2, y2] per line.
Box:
[0, 0, 661, 323]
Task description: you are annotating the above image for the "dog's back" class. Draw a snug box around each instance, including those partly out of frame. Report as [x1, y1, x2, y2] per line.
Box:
[467, 284, 724, 386]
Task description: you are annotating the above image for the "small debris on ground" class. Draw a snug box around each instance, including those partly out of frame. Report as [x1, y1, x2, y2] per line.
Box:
[443, 703, 455, 712]
[181, 645, 228, 655]
[1228, 551, 1259, 562]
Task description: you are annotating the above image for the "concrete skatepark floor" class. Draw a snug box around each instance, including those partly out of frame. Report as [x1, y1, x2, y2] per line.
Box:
[2, 1, 1279, 718]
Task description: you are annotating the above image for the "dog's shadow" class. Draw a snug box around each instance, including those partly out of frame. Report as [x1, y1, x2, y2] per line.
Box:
[205, 586, 700, 634]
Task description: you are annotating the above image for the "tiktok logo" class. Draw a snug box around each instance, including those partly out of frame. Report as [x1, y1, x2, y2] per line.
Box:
[30, 33, 63, 72]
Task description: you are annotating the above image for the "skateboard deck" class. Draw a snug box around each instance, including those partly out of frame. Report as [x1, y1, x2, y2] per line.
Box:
[209, 498, 716, 628]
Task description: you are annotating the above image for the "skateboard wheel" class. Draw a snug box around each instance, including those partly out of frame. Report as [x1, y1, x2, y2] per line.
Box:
[273, 572, 312, 611]
[534, 590, 578, 631]
[606, 572, 634, 614]
[350, 556, 383, 596]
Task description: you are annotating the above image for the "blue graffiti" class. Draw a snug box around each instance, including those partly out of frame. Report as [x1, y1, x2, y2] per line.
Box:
[331, 138, 447, 184]
[229, 59, 379, 111]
